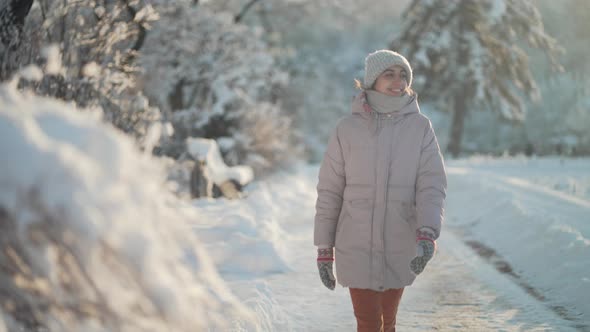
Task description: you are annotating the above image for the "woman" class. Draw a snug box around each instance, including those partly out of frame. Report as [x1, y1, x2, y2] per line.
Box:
[314, 49, 447, 332]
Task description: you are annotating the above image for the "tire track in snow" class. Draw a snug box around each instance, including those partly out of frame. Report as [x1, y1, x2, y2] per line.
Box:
[399, 230, 578, 331]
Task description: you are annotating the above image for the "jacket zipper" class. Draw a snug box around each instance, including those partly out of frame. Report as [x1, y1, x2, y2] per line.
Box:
[382, 116, 403, 287]
[369, 111, 378, 288]
[382, 119, 393, 288]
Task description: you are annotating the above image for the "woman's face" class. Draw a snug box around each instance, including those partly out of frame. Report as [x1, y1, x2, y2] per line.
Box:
[373, 65, 408, 96]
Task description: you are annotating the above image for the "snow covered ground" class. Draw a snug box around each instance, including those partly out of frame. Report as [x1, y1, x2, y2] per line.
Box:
[445, 157, 590, 329]
[449, 156, 590, 200]
[2, 83, 589, 331]
[193, 159, 590, 331]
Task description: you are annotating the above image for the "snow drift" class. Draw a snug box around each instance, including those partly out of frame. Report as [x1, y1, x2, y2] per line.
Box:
[0, 83, 252, 331]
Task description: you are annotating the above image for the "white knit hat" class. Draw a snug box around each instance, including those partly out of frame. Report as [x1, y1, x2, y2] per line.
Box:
[363, 50, 413, 89]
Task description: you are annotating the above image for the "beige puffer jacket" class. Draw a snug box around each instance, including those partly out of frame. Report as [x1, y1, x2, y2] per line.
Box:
[314, 92, 447, 291]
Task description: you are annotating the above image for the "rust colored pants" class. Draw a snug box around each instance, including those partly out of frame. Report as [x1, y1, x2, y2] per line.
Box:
[349, 287, 405, 332]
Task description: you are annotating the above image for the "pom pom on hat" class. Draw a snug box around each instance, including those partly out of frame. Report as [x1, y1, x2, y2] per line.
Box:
[363, 50, 413, 90]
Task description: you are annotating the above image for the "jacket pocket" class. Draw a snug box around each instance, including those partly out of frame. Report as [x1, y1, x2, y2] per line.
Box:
[383, 201, 415, 255]
[386, 186, 416, 226]
[400, 201, 417, 226]
[335, 199, 372, 253]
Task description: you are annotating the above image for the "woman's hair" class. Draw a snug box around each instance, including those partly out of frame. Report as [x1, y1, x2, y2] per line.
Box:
[354, 78, 415, 96]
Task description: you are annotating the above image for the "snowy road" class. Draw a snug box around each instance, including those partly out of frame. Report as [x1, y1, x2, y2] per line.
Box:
[192, 161, 588, 331]
[444, 160, 590, 330]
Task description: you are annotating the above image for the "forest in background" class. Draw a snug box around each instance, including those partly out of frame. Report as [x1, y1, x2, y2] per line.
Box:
[1, 0, 589, 170]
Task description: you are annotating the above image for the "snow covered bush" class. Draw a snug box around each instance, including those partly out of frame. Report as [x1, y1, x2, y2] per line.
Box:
[0, 83, 252, 331]
[141, 1, 300, 174]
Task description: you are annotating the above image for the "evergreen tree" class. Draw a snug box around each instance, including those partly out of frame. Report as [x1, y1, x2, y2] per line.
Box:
[391, 0, 563, 157]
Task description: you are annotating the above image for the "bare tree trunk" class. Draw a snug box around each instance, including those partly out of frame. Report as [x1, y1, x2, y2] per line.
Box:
[448, 93, 467, 158]
[447, 6, 471, 159]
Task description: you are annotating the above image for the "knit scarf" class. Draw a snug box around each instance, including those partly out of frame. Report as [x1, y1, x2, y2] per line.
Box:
[366, 90, 412, 114]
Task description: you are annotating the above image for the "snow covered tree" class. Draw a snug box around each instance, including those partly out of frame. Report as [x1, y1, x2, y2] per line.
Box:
[141, 1, 301, 174]
[0, 0, 35, 81]
[208, 0, 409, 161]
[391, 0, 563, 157]
[563, 0, 590, 82]
[560, 0, 590, 153]
[1, 0, 162, 147]
[0, 0, 33, 51]
[507, 0, 590, 155]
